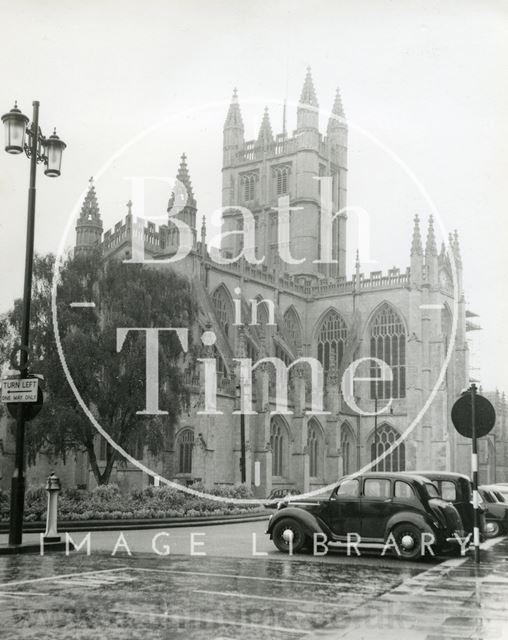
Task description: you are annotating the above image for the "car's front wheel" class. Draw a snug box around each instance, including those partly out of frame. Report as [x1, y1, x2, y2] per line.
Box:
[272, 517, 308, 553]
[391, 523, 424, 561]
[484, 521, 503, 538]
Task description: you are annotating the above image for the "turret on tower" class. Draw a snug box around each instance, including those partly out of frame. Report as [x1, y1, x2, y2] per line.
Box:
[297, 67, 319, 131]
[223, 88, 244, 167]
[326, 86, 348, 278]
[326, 87, 348, 165]
[257, 107, 274, 148]
[410, 214, 423, 286]
[75, 177, 103, 255]
[451, 229, 463, 298]
[327, 87, 345, 131]
[425, 215, 438, 286]
[168, 153, 198, 247]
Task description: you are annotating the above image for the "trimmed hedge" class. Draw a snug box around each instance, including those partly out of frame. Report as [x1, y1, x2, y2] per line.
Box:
[0, 483, 261, 522]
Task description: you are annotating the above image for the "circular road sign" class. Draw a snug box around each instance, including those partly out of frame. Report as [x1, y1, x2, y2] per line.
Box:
[451, 392, 496, 439]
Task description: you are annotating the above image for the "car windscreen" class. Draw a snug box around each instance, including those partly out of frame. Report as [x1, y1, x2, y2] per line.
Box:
[425, 483, 440, 498]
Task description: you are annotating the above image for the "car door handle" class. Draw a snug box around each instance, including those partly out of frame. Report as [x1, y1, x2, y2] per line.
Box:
[384, 498, 392, 502]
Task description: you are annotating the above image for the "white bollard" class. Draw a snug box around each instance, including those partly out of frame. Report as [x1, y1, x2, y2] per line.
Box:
[44, 473, 62, 543]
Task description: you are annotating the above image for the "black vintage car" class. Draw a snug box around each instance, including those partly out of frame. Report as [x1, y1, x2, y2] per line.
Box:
[479, 485, 508, 538]
[266, 472, 465, 560]
[410, 471, 485, 536]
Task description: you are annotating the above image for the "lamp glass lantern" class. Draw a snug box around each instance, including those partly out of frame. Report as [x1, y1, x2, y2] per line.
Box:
[1, 104, 29, 154]
[44, 130, 66, 177]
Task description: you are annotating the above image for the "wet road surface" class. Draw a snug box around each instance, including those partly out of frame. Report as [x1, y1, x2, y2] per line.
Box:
[0, 523, 506, 639]
[0, 552, 420, 639]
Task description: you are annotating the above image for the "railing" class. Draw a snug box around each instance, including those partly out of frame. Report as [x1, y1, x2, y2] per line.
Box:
[359, 271, 410, 289]
[103, 217, 163, 252]
[235, 137, 299, 162]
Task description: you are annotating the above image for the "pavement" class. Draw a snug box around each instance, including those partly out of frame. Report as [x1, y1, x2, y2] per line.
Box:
[0, 521, 506, 639]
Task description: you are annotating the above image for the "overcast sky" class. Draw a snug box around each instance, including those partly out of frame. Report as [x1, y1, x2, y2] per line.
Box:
[0, 0, 507, 391]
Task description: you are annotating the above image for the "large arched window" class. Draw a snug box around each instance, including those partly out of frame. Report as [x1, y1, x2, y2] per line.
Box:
[370, 304, 406, 399]
[283, 306, 302, 350]
[307, 419, 322, 478]
[370, 423, 405, 472]
[270, 417, 288, 477]
[177, 429, 194, 474]
[341, 423, 356, 476]
[317, 310, 347, 372]
[211, 285, 233, 337]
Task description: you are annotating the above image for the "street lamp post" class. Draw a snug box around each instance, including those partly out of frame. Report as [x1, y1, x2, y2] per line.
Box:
[1, 101, 66, 546]
[373, 394, 378, 472]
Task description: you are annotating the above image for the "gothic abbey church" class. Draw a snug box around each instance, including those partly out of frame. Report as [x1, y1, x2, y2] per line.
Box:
[68, 69, 505, 492]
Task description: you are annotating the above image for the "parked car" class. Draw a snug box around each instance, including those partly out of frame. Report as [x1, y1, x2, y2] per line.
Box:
[487, 486, 508, 503]
[491, 484, 508, 502]
[264, 488, 301, 509]
[407, 471, 485, 536]
[266, 472, 465, 560]
[479, 485, 508, 538]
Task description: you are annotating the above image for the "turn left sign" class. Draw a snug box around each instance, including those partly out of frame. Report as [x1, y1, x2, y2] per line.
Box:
[1, 378, 39, 403]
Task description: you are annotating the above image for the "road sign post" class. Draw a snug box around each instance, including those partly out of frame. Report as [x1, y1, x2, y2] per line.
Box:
[1, 372, 44, 549]
[451, 384, 496, 564]
[471, 384, 480, 564]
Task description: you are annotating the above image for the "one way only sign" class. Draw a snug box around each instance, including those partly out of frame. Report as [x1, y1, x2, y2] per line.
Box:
[1, 377, 39, 403]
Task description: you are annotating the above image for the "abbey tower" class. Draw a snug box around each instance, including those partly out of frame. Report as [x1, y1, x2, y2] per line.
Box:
[221, 68, 347, 280]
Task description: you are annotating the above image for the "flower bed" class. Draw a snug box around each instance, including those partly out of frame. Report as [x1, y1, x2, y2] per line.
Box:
[0, 483, 262, 522]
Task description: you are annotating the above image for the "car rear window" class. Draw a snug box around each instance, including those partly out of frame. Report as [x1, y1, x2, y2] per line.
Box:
[394, 480, 416, 500]
[482, 490, 495, 503]
[336, 479, 360, 497]
[364, 479, 391, 498]
[441, 481, 457, 501]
